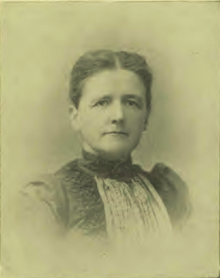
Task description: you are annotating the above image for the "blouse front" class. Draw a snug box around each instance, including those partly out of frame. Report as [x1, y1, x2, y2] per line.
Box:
[96, 174, 172, 248]
[20, 151, 191, 243]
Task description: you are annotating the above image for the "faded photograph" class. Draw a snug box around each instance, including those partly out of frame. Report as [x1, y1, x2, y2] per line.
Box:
[1, 2, 219, 278]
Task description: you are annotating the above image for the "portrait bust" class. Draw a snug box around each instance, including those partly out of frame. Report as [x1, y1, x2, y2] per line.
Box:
[19, 50, 191, 253]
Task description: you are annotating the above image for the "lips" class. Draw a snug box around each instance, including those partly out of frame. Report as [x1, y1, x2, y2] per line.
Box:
[103, 131, 128, 136]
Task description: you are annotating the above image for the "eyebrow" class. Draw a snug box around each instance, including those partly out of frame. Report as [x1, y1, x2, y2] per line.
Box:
[90, 94, 144, 106]
[91, 95, 111, 103]
[122, 94, 143, 101]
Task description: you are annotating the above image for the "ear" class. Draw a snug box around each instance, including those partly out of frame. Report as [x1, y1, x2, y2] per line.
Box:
[69, 104, 80, 131]
[143, 119, 147, 131]
[143, 111, 149, 131]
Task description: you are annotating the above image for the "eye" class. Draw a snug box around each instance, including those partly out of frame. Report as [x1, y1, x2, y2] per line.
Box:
[126, 100, 140, 108]
[94, 99, 110, 107]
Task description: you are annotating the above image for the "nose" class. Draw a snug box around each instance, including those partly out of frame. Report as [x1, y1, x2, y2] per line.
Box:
[110, 101, 124, 123]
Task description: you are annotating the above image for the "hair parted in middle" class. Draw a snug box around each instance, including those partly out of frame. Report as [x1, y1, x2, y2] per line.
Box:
[69, 49, 153, 112]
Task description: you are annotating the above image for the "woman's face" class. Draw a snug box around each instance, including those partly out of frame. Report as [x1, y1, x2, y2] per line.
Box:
[71, 69, 148, 160]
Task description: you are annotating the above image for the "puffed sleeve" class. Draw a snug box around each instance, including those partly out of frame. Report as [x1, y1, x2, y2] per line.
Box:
[18, 174, 69, 236]
[147, 163, 192, 230]
[4, 174, 70, 276]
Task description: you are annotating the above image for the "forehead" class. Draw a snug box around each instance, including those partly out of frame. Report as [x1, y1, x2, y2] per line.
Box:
[82, 69, 146, 99]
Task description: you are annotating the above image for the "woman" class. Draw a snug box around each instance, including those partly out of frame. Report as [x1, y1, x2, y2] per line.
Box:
[21, 50, 191, 252]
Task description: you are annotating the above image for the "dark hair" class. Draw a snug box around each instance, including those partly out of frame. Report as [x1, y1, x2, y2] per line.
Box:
[69, 50, 153, 111]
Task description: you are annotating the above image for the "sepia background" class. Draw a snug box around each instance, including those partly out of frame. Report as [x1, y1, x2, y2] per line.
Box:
[1, 2, 219, 277]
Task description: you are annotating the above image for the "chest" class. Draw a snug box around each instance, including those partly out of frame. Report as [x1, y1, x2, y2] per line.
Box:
[62, 173, 172, 241]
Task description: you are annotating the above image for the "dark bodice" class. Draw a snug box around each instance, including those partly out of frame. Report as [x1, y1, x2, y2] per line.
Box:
[21, 153, 191, 239]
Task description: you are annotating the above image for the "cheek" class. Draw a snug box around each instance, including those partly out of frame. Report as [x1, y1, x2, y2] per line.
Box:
[79, 112, 104, 138]
[127, 113, 145, 132]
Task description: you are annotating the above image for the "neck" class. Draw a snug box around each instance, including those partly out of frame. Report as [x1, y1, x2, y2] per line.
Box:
[78, 149, 135, 179]
[82, 145, 131, 162]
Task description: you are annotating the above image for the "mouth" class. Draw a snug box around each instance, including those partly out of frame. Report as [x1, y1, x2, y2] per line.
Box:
[103, 131, 128, 136]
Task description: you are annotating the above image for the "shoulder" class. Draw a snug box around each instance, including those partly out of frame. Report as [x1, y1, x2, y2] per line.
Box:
[21, 159, 98, 228]
[25, 158, 81, 195]
[20, 159, 80, 227]
[140, 163, 192, 229]
[20, 173, 68, 228]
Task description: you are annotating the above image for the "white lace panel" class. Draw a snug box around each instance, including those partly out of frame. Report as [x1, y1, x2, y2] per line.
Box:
[95, 174, 172, 249]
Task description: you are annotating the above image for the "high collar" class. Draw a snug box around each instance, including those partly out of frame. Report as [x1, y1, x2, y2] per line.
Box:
[77, 150, 138, 179]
